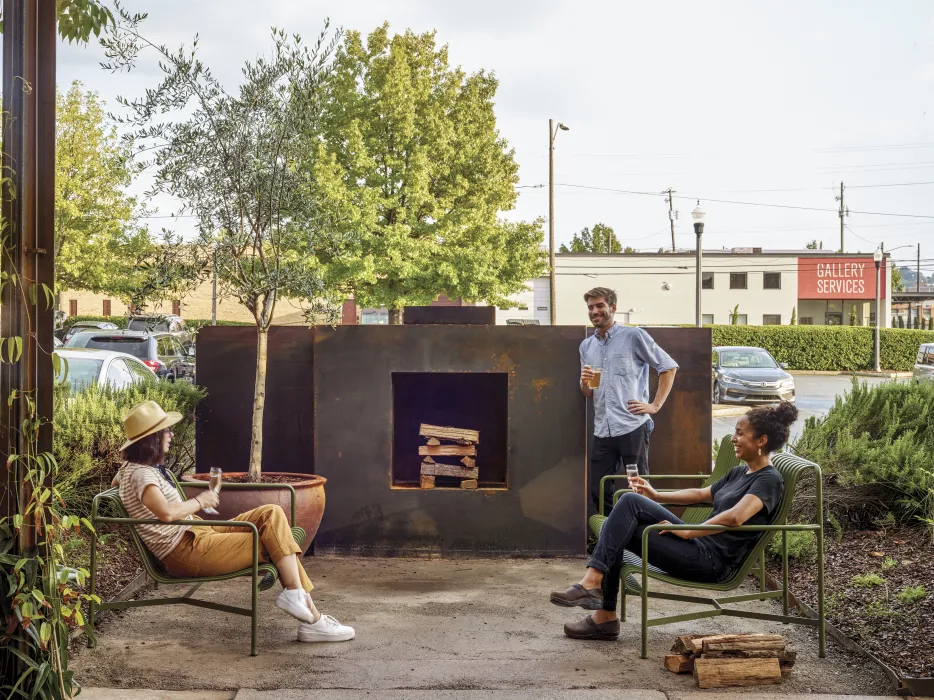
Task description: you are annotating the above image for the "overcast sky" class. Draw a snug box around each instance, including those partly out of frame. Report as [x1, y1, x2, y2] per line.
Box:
[56, 0, 934, 273]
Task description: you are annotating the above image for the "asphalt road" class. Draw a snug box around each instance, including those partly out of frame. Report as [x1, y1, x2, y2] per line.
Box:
[711, 373, 892, 444]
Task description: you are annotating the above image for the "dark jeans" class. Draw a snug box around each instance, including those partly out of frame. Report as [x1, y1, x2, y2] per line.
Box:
[589, 423, 651, 516]
[587, 492, 729, 612]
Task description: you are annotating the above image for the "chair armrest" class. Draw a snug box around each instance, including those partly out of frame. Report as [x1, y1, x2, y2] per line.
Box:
[93, 516, 259, 536]
[612, 487, 711, 507]
[182, 481, 297, 524]
[599, 474, 709, 515]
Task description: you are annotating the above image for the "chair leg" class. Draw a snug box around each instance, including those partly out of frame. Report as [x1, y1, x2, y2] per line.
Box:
[817, 525, 826, 658]
[782, 531, 789, 619]
[620, 585, 627, 622]
[640, 569, 649, 659]
[88, 527, 98, 649]
[759, 550, 766, 593]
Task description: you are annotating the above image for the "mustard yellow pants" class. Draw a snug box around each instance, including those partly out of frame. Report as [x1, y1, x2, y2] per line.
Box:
[162, 504, 313, 592]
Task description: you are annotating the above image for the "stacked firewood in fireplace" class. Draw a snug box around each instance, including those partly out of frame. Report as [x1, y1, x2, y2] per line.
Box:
[418, 423, 479, 489]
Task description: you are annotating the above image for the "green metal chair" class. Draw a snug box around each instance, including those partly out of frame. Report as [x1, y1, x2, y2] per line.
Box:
[617, 451, 825, 659]
[88, 475, 307, 657]
[588, 434, 741, 536]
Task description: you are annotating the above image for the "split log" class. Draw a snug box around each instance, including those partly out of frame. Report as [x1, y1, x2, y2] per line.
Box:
[426, 438, 441, 446]
[420, 475, 436, 489]
[671, 635, 705, 655]
[419, 424, 480, 444]
[692, 657, 782, 689]
[460, 479, 478, 490]
[420, 463, 479, 479]
[419, 445, 477, 457]
[703, 650, 796, 664]
[422, 456, 435, 464]
[664, 654, 694, 674]
[702, 637, 786, 654]
[461, 456, 476, 468]
[679, 633, 785, 655]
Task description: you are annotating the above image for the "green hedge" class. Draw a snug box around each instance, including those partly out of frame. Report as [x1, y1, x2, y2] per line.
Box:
[54, 380, 206, 516]
[700, 325, 934, 372]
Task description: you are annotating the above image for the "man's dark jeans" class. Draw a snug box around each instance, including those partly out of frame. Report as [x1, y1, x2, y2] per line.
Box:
[587, 492, 730, 612]
[589, 423, 650, 516]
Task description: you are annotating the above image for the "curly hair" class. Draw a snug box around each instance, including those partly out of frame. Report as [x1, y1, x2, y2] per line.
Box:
[745, 401, 799, 453]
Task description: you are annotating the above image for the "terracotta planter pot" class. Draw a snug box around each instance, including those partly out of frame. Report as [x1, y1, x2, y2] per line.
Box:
[181, 472, 326, 552]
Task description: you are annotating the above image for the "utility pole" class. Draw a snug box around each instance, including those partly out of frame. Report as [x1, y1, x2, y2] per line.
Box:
[548, 119, 555, 326]
[666, 188, 677, 252]
[548, 120, 569, 325]
[836, 182, 847, 253]
[918, 243, 922, 328]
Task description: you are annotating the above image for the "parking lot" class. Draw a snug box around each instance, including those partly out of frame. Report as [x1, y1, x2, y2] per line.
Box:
[712, 373, 892, 444]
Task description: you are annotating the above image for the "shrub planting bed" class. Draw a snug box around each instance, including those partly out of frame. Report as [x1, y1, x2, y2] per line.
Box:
[766, 527, 933, 680]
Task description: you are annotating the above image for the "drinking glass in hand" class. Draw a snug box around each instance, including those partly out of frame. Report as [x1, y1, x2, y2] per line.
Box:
[202, 467, 222, 515]
[625, 463, 639, 488]
[587, 366, 603, 389]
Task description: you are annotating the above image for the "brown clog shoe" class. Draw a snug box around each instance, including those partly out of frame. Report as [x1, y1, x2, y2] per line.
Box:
[563, 615, 620, 641]
[549, 583, 604, 610]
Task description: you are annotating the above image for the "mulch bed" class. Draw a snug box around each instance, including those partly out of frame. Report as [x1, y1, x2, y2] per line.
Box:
[67, 526, 144, 602]
[766, 526, 934, 679]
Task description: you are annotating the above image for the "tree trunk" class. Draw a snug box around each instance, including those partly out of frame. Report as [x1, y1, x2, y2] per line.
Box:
[248, 327, 268, 483]
[389, 308, 403, 325]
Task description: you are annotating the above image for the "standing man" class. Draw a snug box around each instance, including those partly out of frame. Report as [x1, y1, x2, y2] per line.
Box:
[580, 287, 679, 515]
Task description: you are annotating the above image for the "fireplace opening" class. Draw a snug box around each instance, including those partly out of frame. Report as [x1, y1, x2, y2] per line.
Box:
[392, 372, 508, 488]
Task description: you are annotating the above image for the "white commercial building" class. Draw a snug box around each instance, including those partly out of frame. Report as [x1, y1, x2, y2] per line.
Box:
[499, 249, 892, 328]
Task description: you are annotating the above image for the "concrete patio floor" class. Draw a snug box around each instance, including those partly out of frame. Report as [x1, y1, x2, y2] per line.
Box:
[73, 555, 895, 696]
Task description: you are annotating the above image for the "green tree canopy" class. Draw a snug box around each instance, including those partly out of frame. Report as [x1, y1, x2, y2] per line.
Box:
[559, 223, 632, 253]
[313, 24, 546, 322]
[55, 80, 151, 301]
[891, 266, 905, 293]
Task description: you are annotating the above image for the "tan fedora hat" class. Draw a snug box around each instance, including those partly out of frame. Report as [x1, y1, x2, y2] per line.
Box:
[120, 400, 183, 451]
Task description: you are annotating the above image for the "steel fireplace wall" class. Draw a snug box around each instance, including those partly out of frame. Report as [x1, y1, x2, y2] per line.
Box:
[196, 325, 711, 556]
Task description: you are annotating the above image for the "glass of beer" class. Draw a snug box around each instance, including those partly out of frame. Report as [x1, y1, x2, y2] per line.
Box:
[588, 365, 603, 389]
[202, 467, 222, 515]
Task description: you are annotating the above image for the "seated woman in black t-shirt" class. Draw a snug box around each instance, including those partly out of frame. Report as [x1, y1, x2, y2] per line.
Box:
[550, 401, 798, 641]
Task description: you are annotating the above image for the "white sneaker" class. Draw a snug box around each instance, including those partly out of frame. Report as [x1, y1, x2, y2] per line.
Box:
[275, 588, 317, 624]
[297, 614, 355, 643]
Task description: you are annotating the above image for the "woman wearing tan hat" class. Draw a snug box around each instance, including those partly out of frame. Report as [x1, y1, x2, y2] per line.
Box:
[114, 400, 354, 643]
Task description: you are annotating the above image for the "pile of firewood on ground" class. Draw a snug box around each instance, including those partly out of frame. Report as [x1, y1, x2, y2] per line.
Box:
[665, 633, 796, 688]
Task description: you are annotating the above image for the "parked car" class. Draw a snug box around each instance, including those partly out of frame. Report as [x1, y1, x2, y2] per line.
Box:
[54, 348, 157, 391]
[55, 320, 120, 344]
[65, 330, 195, 383]
[913, 343, 934, 384]
[712, 346, 795, 405]
[126, 314, 192, 346]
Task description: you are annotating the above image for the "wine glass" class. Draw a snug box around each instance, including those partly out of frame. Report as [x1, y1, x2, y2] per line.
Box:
[202, 467, 222, 515]
[625, 463, 639, 489]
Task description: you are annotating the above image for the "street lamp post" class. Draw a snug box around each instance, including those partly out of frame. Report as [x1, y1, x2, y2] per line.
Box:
[692, 201, 706, 328]
[549, 119, 569, 326]
[874, 249, 883, 372]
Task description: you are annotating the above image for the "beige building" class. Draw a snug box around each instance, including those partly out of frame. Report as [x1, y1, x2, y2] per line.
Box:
[58, 277, 312, 325]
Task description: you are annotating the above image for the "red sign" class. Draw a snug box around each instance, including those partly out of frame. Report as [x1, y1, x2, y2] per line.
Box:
[797, 257, 886, 300]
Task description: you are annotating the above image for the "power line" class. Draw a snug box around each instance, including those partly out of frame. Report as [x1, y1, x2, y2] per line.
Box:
[555, 182, 934, 220]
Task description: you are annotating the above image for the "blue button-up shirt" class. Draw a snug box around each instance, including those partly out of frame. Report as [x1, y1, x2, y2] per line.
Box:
[580, 324, 679, 438]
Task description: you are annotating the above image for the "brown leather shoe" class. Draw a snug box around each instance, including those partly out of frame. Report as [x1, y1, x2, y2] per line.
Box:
[564, 615, 620, 640]
[550, 583, 603, 610]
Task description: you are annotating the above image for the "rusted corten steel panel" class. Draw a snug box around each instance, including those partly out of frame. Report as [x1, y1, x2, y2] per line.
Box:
[312, 325, 587, 555]
[195, 325, 712, 555]
[583, 327, 713, 515]
[402, 305, 496, 325]
[195, 326, 316, 476]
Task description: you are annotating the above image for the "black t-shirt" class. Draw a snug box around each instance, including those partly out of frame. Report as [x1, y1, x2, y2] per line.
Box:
[704, 465, 784, 574]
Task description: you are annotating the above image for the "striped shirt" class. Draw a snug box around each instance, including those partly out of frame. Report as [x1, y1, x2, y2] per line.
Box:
[117, 462, 192, 559]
